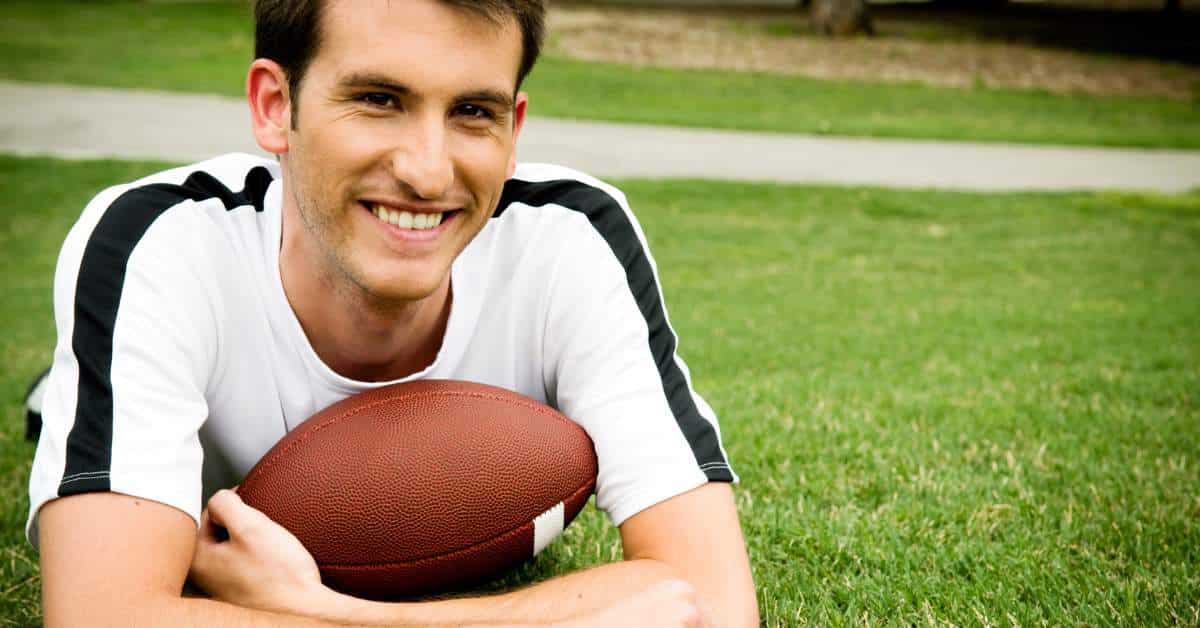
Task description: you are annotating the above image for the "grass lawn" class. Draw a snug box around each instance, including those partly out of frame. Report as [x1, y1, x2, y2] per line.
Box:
[2, 1, 1199, 149]
[2, 155, 1198, 625]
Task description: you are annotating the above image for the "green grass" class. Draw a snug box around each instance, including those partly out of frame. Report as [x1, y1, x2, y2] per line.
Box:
[530, 56, 1200, 149]
[2, 1, 1199, 149]
[2, 155, 1198, 625]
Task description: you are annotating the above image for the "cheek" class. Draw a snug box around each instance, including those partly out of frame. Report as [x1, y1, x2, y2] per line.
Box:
[452, 135, 515, 203]
[298, 126, 388, 203]
[309, 125, 387, 179]
[328, 124, 391, 161]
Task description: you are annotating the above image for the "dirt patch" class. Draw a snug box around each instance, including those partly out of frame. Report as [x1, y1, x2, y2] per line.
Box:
[546, 4, 1200, 99]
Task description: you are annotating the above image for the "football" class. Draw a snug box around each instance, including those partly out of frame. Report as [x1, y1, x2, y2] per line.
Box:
[236, 379, 598, 600]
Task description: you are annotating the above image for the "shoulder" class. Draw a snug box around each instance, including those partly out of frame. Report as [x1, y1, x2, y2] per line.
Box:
[496, 163, 656, 279]
[52, 153, 281, 357]
[79, 152, 276, 229]
[59, 153, 278, 278]
[496, 162, 645, 256]
[499, 162, 632, 219]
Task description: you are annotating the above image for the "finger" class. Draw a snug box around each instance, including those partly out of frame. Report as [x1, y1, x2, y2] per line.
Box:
[197, 504, 228, 544]
[699, 606, 721, 628]
[202, 492, 237, 542]
[692, 591, 721, 628]
[190, 513, 231, 586]
[198, 506, 216, 542]
[207, 488, 298, 547]
[205, 489, 271, 540]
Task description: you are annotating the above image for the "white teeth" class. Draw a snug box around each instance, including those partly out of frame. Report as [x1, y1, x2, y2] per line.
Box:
[372, 204, 445, 230]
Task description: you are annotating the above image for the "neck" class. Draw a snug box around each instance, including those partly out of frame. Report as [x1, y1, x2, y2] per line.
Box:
[280, 240, 451, 385]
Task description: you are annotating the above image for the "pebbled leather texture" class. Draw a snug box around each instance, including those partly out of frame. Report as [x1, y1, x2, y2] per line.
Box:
[237, 379, 598, 599]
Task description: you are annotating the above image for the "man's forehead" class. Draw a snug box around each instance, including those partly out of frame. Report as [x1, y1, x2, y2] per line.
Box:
[320, 0, 520, 49]
[316, 0, 523, 93]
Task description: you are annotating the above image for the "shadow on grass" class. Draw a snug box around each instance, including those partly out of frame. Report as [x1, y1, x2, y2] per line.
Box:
[874, 2, 1200, 65]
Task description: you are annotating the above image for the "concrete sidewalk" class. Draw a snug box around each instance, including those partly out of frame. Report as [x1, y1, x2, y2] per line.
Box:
[3, 81, 1198, 193]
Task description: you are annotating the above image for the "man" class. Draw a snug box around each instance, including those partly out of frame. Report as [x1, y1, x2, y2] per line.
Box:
[28, 1, 758, 626]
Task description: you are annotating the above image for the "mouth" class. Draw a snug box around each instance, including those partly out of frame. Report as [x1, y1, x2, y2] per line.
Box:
[361, 201, 461, 233]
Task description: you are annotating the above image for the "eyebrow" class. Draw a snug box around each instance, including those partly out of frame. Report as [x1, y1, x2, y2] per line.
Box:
[338, 72, 515, 111]
[454, 89, 515, 111]
[338, 72, 410, 94]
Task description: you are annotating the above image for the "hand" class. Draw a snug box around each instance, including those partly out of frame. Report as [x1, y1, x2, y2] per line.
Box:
[566, 580, 718, 628]
[189, 489, 330, 615]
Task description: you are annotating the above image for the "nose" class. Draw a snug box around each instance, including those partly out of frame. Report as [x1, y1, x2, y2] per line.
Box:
[389, 112, 454, 201]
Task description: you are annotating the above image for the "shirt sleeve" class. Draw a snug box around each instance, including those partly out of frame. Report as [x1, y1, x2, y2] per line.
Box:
[540, 185, 736, 528]
[27, 186, 217, 547]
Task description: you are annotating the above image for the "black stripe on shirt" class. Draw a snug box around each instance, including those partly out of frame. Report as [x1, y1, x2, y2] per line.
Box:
[59, 167, 273, 496]
[496, 177, 733, 482]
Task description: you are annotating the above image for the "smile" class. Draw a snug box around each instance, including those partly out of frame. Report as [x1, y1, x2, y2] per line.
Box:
[364, 202, 458, 232]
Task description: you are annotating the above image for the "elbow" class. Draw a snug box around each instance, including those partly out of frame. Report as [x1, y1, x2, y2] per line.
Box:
[632, 558, 759, 628]
[739, 601, 761, 628]
[716, 585, 759, 628]
[717, 572, 760, 628]
[739, 575, 761, 628]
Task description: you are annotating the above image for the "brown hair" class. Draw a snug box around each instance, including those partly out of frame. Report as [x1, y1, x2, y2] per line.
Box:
[254, 0, 545, 119]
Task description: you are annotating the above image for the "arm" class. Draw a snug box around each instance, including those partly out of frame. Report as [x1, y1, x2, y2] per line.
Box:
[42, 492, 584, 628]
[189, 484, 755, 627]
[38, 493, 341, 628]
[618, 482, 759, 628]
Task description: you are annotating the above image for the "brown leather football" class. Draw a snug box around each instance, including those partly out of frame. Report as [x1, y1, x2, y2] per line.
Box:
[236, 379, 597, 600]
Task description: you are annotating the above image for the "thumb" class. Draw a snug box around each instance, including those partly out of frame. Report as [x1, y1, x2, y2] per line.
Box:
[205, 489, 277, 543]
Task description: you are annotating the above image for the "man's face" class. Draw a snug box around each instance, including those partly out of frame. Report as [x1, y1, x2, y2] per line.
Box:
[281, 0, 525, 303]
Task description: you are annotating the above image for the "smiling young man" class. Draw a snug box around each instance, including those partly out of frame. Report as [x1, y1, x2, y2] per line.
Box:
[28, 1, 757, 626]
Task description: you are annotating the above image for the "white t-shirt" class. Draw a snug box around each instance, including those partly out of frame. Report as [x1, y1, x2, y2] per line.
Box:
[27, 153, 736, 546]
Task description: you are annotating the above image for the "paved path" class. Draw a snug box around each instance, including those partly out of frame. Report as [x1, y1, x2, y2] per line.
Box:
[3, 81, 1198, 192]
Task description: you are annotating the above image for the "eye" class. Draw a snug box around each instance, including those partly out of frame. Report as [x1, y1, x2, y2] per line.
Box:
[360, 92, 396, 108]
[454, 103, 496, 121]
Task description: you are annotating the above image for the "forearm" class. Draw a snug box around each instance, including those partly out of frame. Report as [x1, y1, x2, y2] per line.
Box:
[50, 594, 336, 628]
[313, 558, 681, 626]
[55, 587, 566, 628]
[158, 596, 338, 628]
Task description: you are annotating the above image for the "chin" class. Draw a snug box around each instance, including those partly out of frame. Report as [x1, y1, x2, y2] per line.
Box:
[360, 271, 447, 304]
[342, 250, 454, 304]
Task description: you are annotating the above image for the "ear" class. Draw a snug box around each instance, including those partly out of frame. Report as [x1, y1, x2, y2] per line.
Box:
[506, 92, 529, 179]
[247, 59, 292, 155]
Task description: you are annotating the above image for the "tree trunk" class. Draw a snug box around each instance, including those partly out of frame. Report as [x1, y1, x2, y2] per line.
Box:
[810, 0, 873, 37]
